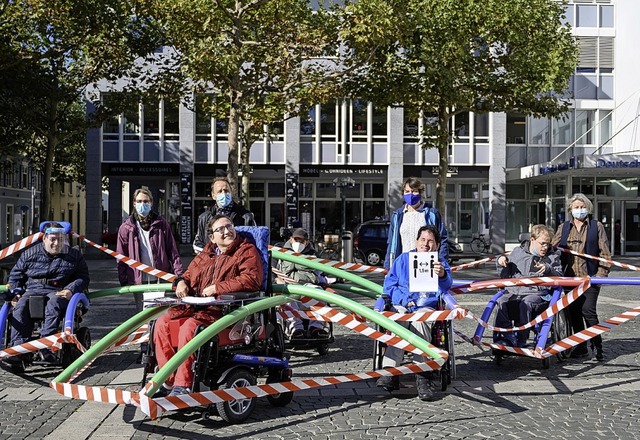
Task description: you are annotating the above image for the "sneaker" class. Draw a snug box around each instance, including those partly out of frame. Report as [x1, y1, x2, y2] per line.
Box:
[416, 376, 435, 401]
[595, 347, 605, 361]
[376, 375, 400, 392]
[168, 386, 191, 397]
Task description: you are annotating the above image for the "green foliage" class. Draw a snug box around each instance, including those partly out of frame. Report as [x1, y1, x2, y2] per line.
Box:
[0, 0, 162, 215]
[145, 0, 343, 199]
[341, 0, 578, 212]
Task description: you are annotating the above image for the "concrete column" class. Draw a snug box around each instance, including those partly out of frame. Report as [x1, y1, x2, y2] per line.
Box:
[489, 112, 507, 253]
[387, 107, 404, 217]
[179, 97, 195, 174]
[285, 116, 301, 174]
[85, 99, 104, 243]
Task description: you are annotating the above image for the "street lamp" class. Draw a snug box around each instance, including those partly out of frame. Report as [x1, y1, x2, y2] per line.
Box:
[332, 176, 356, 262]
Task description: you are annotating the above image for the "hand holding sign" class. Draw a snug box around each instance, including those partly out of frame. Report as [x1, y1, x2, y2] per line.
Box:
[409, 251, 439, 293]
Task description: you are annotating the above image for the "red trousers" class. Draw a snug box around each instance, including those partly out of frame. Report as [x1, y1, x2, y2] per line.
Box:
[153, 313, 213, 388]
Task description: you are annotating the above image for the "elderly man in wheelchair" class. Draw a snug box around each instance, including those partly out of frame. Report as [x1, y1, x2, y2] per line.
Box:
[493, 224, 563, 348]
[3, 221, 90, 369]
[150, 214, 265, 398]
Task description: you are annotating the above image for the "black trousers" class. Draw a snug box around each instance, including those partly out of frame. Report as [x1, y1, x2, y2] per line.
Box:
[568, 284, 602, 350]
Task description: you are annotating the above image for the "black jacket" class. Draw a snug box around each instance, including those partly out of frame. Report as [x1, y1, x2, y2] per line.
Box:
[192, 202, 256, 252]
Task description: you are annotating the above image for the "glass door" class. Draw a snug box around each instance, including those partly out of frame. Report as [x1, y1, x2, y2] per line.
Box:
[623, 201, 640, 254]
[597, 201, 613, 253]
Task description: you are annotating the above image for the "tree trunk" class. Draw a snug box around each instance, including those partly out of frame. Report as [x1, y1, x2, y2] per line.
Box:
[240, 141, 251, 210]
[435, 106, 451, 218]
[43, 96, 58, 221]
[226, 96, 240, 198]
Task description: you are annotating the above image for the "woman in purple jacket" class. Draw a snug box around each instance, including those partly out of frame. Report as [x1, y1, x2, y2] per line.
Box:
[116, 188, 184, 312]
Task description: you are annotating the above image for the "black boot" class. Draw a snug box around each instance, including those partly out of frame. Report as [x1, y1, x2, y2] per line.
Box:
[376, 375, 400, 392]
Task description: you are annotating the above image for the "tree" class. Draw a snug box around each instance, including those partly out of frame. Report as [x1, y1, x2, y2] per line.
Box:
[145, 0, 343, 205]
[341, 0, 578, 216]
[0, 0, 162, 218]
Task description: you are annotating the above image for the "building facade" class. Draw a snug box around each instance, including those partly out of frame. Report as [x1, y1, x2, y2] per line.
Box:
[85, 0, 639, 256]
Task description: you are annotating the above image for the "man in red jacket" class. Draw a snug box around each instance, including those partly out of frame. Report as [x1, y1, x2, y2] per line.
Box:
[152, 214, 264, 397]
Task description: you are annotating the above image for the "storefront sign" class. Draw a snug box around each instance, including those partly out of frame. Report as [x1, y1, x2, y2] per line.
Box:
[285, 172, 299, 227]
[299, 166, 386, 177]
[595, 158, 640, 168]
[105, 163, 180, 176]
[180, 172, 193, 244]
[540, 158, 575, 175]
[431, 166, 459, 175]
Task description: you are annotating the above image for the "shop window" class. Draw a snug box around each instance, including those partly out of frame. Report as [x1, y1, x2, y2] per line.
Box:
[249, 182, 265, 198]
[364, 183, 384, 198]
[316, 182, 335, 198]
[267, 182, 285, 197]
[506, 184, 525, 199]
[532, 184, 547, 197]
[460, 183, 479, 199]
[300, 182, 313, 198]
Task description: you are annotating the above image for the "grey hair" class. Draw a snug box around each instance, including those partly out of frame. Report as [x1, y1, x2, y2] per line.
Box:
[567, 193, 593, 215]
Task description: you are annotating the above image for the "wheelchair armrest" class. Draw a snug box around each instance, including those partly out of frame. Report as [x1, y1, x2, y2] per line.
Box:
[218, 291, 261, 301]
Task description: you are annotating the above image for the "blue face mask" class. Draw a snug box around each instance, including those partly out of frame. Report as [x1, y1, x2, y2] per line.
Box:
[404, 193, 421, 206]
[216, 193, 233, 208]
[572, 208, 588, 220]
[531, 243, 540, 256]
[135, 202, 152, 217]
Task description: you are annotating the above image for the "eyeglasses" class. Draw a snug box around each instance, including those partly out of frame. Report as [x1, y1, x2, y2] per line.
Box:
[212, 224, 235, 234]
[536, 241, 551, 249]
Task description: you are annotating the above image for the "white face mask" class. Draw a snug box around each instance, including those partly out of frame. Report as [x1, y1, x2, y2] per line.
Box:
[572, 208, 588, 220]
[291, 241, 305, 253]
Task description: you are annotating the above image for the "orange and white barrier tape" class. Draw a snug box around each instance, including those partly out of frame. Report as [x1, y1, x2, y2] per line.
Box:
[0, 232, 43, 260]
[50, 300, 449, 419]
[558, 247, 640, 272]
[270, 246, 389, 275]
[72, 232, 176, 283]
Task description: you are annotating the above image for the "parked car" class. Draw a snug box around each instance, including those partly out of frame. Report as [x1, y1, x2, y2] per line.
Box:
[353, 220, 463, 266]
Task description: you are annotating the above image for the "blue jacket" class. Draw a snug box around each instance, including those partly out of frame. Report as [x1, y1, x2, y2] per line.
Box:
[383, 249, 452, 310]
[384, 204, 449, 269]
[8, 243, 90, 296]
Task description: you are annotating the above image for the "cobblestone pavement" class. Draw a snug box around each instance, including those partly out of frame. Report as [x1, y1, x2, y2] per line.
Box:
[1, 256, 640, 439]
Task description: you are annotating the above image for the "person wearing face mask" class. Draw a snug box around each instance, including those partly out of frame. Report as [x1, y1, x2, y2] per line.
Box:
[376, 225, 452, 401]
[192, 177, 256, 254]
[553, 193, 611, 361]
[276, 228, 328, 339]
[493, 225, 563, 348]
[384, 177, 449, 270]
[3, 222, 90, 367]
[116, 188, 184, 313]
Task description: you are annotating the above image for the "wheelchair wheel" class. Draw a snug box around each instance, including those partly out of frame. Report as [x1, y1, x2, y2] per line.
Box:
[61, 327, 91, 368]
[372, 325, 386, 370]
[266, 376, 294, 407]
[551, 308, 573, 362]
[316, 343, 330, 356]
[215, 369, 257, 424]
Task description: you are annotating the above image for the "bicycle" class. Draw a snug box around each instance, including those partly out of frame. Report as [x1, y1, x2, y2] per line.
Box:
[469, 233, 491, 254]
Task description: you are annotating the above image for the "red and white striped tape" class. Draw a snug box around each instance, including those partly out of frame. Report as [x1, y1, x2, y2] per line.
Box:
[558, 246, 639, 272]
[71, 232, 176, 282]
[270, 246, 389, 275]
[0, 232, 43, 261]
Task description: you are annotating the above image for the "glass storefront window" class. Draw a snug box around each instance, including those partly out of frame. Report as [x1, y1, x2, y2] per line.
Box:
[599, 111, 612, 145]
[572, 177, 594, 196]
[316, 182, 335, 198]
[364, 183, 384, 198]
[460, 183, 479, 199]
[552, 179, 566, 197]
[506, 200, 527, 241]
[268, 182, 285, 197]
[300, 182, 313, 198]
[445, 184, 455, 200]
[506, 184, 525, 199]
[249, 182, 264, 198]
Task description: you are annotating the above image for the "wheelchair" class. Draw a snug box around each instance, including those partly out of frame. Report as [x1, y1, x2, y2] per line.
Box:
[1, 221, 91, 374]
[1, 294, 90, 373]
[372, 293, 454, 391]
[140, 226, 293, 424]
[474, 286, 573, 369]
